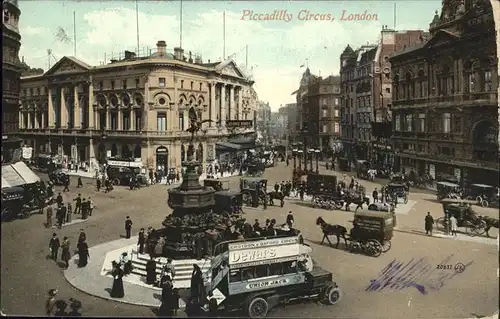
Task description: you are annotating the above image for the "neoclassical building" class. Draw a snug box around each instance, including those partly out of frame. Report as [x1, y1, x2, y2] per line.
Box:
[18, 41, 257, 172]
[390, 0, 498, 185]
[2, 0, 23, 162]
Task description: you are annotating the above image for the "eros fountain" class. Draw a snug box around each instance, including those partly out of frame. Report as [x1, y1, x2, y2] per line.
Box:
[147, 107, 234, 259]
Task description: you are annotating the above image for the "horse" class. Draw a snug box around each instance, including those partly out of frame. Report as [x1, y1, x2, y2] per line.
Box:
[316, 217, 348, 248]
[267, 191, 285, 207]
[342, 193, 370, 211]
[480, 216, 499, 237]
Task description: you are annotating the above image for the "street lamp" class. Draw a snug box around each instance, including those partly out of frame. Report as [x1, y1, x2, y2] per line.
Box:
[308, 148, 314, 171]
[292, 148, 298, 169]
[298, 149, 303, 170]
[315, 148, 321, 173]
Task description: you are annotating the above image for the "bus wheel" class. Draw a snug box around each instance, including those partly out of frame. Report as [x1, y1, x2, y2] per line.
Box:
[325, 285, 342, 305]
[247, 297, 269, 318]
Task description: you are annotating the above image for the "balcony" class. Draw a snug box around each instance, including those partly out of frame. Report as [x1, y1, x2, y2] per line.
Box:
[392, 91, 497, 109]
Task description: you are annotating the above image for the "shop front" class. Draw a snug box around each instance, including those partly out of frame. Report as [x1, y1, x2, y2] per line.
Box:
[156, 146, 169, 173]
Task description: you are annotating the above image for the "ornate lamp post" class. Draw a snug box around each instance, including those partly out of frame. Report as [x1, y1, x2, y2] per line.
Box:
[298, 150, 303, 170]
[309, 148, 314, 171]
[292, 148, 297, 169]
[315, 148, 321, 173]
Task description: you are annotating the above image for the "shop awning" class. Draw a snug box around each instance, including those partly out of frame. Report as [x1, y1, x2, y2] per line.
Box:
[1, 165, 26, 188]
[216, 142, 242, 150]
[1, 177, 12, 189]
[12, 161, 40, 184]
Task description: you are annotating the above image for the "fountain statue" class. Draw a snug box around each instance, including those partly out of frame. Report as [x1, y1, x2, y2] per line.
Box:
[148, 107, 236, 259]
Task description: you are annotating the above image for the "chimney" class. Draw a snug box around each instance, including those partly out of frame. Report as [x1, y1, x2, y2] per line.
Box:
[156, 40, 167, 56]
[188, 51, 193, 63]
[124, 50, 136, 60]
[174, 47, 184, 60]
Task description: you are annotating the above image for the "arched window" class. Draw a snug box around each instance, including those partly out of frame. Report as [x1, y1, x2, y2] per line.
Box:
[393, 75, 399, 100]
[405, 72, 413, 99]
[417, 70, 425, 98]
[463, 60, 474, 93]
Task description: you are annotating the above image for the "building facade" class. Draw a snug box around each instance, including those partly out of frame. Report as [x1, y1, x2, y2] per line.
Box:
[2, 0, 23, 162]
[256, 101, 272, 145]
[340, 29, 428, 163]
[18, 41, 257, 172]
[390, 0, 498, 185]
[303, 75, 342, 151]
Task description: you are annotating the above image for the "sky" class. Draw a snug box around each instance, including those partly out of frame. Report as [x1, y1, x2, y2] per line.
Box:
[18, 0, 442, 111]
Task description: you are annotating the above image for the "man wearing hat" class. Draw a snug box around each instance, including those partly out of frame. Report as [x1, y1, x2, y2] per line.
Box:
[45, 289, 58, 316]
[286, 211, 295, 228]
[49, 233, 60, 261]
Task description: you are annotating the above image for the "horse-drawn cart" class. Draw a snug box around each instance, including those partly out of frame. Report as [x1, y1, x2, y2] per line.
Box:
[465, 184, 499, 208]
[347, 210, 393, 256]
[436, 199, 487, 236]
[385, 182, 408, 204]
[240, 177, 269, 208]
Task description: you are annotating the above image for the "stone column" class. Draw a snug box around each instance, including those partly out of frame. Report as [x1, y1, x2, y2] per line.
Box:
[41, 112, 45, 129]
[106, 108, 111, 130]
[88, 80, 95, 128]
[118, 109, 123, 130]
[61, 87, 68, 128]
[209, 82, 215, 127]
[130, 110, 135, 131]
[229, 85, 234, 121]
[240, 86, 243, 120]
[48, 88, 55, 128]
[19, 111, 23, 129]
[74, 85, 81, 128]
[220, 83, 226, 127]
[34, 111, 39, 129]
[27, 112, 32, 129]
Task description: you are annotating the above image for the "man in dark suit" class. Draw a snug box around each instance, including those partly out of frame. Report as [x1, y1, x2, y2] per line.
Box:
[125, 216, 133, 239]
[49, 233, 60, 261]
[286, 211, 295, 228]
[138, 228, 146, 254]
[73, 193, 82, 215]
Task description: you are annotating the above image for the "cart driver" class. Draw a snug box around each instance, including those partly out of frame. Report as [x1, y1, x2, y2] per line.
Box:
[350, 219, 361, 238]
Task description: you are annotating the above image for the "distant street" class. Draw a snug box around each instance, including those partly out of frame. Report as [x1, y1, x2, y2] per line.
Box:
[1, 163, 498, 317]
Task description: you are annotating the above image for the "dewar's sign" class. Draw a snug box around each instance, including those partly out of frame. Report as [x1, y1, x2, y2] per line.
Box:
[228, 237, 300, 267]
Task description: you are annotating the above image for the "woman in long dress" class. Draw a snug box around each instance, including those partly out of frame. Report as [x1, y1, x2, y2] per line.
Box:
[77, 240, 89, 267]
[145, 257, 157, 285]
[154, 236, 166, 256]
[110, 261, 125, 298]
[61, 237, 71, 269]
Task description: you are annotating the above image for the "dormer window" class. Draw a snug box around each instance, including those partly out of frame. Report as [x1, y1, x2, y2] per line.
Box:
[4, 9, 9, 23]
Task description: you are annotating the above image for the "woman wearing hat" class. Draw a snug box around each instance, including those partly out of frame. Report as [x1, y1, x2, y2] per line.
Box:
[45, 289, 58, 316]
[110, 261, 125, 298]
[61, 237, 71, 269]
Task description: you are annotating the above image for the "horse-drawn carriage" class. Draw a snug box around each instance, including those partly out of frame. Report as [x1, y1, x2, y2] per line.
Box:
[436, 181, 461, 200]
[348, 210, 393, 257]
[214, 190, 244, 217]
[308, 174, 344, 210]
[49, 169, 70, 186]
[385, 182, 409, 204]
[240, 177, 269, 208]
[246, 161, 265, 177]
[316, 210, 393, 257]
[465, 184, 499, 208]
[1, 187, 30, 221]
[204, 179, 230, 192]
[436, 199, 487, 236]
[355, 160, 371, 180]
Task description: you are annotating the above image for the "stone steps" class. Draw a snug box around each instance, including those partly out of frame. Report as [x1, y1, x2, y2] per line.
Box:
[130, 251, 212, 289]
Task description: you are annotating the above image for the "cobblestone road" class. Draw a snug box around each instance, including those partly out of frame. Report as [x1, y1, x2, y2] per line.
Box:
[1, 163, 498, 317]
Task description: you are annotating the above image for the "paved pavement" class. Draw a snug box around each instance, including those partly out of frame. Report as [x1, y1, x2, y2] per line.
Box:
[64, 237, 189, 308]
[1, 162, 498, 318]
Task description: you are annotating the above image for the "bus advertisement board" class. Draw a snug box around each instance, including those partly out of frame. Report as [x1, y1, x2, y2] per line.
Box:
[228, 243, 300, 267]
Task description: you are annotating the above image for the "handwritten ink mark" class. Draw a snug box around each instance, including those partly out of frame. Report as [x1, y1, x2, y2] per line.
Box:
[454, 262, 465, 273]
